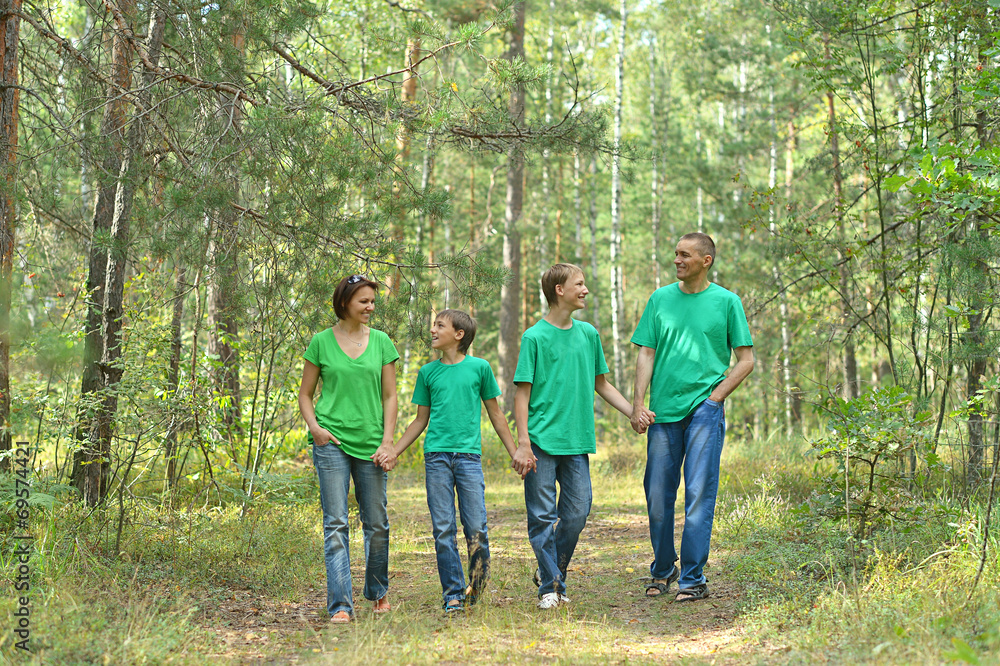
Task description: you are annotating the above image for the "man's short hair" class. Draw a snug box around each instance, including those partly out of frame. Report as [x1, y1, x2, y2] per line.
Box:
[438, 309, 477, 353]
[541, 263, 585, 307]
[333, 274, 380, 320]
[679, 232, 716, 267]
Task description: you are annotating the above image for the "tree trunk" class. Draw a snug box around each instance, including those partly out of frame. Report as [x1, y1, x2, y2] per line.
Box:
[89, 6, 167, 507]
[0, 0, 21, 471]
[496, 0, 526, 415]
[588, 155, 600, 332]
[73, 0, 137, 504]
[609, 0, 627, 387]
[537, 1, 555, 310]
[825, 35, 858, 401]
[766, 26, 793, 436]
[164, 264, 186, 490]
[648, 35, 661, 290]
[207, 16, 246, 434]
[965, 29, 994, 484]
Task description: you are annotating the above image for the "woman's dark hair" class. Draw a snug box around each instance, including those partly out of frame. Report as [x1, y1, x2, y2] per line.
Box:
[333, 275, 380, 320]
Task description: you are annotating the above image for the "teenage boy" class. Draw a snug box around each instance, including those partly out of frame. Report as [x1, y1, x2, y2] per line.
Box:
[375, 309, 536, 611]
[631, 232, 754, 602]
[512, 263, 655, 610]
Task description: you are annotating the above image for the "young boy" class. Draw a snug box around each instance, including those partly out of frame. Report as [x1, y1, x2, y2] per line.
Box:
[512, 264, 655, 609]
[375, 309, 536, 611]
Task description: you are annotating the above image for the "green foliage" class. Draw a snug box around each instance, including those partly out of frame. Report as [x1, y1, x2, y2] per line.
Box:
[809, 387, 938, 538]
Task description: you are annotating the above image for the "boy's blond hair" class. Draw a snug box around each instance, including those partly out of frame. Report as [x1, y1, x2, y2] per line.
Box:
[541, 263, 585, 307]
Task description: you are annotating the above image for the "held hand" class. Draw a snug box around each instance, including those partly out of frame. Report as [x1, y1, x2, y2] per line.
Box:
[511, 444, 538, 479]
[630, 406, 655, 434]
[372, 442, 396, 471]
[311, 426, 340, 447]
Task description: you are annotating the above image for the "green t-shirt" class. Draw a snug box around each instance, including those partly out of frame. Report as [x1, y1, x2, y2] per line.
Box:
[412, 356, 501, 454]
[303, 327, 400, 459]
[631, 282, 754, 423]
[513, 318, 610, 456]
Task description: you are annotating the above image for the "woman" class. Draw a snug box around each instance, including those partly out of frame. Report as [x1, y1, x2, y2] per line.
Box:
[298, 274, 399, 623]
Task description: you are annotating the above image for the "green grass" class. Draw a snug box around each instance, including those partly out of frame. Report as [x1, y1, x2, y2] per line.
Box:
[2, 432, 998, 664]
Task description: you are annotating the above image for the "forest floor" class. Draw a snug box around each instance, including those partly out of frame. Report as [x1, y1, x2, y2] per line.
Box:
[11, 438, 997, 664]
[183, 466, 787, 665]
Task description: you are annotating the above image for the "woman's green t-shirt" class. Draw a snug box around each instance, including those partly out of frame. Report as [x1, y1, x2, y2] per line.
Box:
[303, 327, 399, 459]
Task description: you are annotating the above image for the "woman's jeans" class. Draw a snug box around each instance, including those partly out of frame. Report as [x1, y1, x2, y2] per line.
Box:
[644, 398, 726, 589]
[313, 443, 389, 616]
[424, 452, 490, 605]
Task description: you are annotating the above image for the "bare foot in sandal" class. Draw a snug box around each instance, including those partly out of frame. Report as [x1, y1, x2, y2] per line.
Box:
[330, 610, 351, 623]
[646, 578, 670, 597]
[374, 596, 391, 613]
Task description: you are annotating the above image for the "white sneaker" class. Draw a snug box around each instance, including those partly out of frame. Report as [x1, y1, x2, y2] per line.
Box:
[558, 593, 570, 604]
[537, 592, 560, 609]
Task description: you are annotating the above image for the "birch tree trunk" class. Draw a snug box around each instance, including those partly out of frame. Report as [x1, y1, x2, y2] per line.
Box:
[609, 0, 627, 387]
[767, 25, 793, 435]
[0, 0, 21, 471]
[648, 34, 661, 290]
[497, 1, 526, 414]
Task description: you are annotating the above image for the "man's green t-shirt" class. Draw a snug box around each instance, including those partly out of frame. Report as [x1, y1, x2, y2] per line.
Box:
[412, 356, 501, 455]
[513, 318, 610, 456]
[631, 283, 753, 423]
[303, 327, 400, 459]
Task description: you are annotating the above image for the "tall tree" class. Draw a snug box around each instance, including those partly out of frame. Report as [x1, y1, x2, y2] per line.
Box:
[206, 12, 247, 435]
[72, 0, 137, 504]
[609, 0, 627, 387]
[497, 0, 526, 414]
[0, 0, 20, 471]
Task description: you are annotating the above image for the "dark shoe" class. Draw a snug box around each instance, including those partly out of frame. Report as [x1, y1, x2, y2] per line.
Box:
[645, 568, 679, 598]
[674, 583, 709, 602]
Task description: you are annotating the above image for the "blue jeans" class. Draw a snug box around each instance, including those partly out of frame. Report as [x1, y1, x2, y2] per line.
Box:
[313, 443, 389, 617]
[523, 444, 592, 596]
[644, 398, 726, 588]
[424, 452, 490, 606]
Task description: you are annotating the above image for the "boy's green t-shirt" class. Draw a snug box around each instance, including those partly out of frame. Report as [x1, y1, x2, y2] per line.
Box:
[631, 283, 754, 423]
[513, 318, 609, 456]
[412, 355, 501, 455]
[303, 327, 400, 460]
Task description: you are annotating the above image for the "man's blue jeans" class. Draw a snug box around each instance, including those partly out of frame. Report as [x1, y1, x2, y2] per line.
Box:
[644, 398, 726, 588]
[313, 442, 389, 617]
[523, 444, 592, 596]
[424, 452, 490, 606]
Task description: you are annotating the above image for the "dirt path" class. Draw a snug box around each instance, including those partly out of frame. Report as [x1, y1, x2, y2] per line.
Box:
[188, 488, 773, 664]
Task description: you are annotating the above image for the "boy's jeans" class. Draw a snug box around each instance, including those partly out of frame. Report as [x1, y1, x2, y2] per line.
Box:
[313, 443, 390, 616]
[424, 452, 490, 605]
[523, 445, 592, 597]
[644, 398, 726, 589]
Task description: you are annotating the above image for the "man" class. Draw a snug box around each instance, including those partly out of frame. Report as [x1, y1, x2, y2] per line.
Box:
[630, 233, 754, 602]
